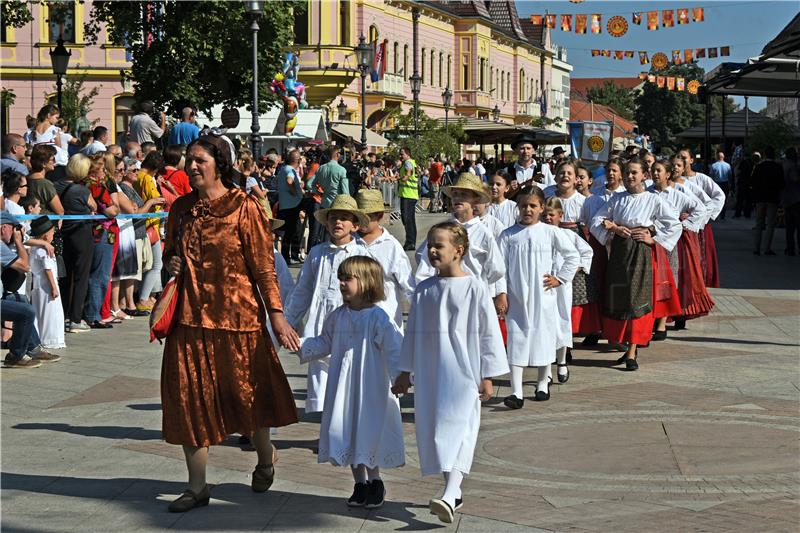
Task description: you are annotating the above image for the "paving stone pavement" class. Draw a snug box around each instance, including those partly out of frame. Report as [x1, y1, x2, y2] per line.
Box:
[2, 215, 799, 532]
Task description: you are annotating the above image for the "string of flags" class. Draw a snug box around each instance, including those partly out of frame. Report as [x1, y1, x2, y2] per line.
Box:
[531, 8, 705, 36]
[637, 73, 703, 95]
[591, 46, 731, 64]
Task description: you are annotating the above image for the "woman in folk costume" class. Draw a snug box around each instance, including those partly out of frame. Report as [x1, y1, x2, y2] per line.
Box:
[590, 157, 681, 371]
[394, 222, 508, 524]
[284, 195, 370, 413]
[495, 187, 580, 409]
[678, 149, 725, 289]
[354, 189, 415, 331]
[591, 158, 627, 199]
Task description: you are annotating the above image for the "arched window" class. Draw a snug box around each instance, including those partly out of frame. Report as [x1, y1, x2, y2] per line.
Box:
[393, 42, 399, 74]
[421, 47, 426, 84]
[403, 44, 409, 80]
[438, 53, 443, 88]
[506, 75, 511, 103]
[113, 95, 135, 145]
[500, 72, 505, 99]
[519, 69, 525, 100]
[339, 0, 350, 46]
[369, 24, 378, 44]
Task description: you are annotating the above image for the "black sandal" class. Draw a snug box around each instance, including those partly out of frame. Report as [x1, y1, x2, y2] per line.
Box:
[557, 364, 570, 383]
[168, 485, 210, 513]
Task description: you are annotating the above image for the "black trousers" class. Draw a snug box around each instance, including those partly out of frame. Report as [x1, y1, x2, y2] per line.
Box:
[716, 181, 730, 219]
[61, 224, 94, 323]
[734, 182, 752, 218]
[277, 205, 303, 261]
[400, 197, 417, 248]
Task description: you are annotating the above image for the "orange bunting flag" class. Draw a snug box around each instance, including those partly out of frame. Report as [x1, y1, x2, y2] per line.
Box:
[601, 50, 611, 57]
[720, 46, 731, 56]
[708, 47, 718, 58]
[647, 11, 659, 30]
[591, 14, 602, 33]
[677, 78, 686, 91]
[693, 7, 705, 22]
[639, 51, 649, 64]
[684, 49, 694, 63]
[546, 14, 557, 29]
[632, 12, 642, 25]
[625, 51, 634, 59]
[696, 48, 706, 59]
[677, 8, 690, 25]
[576, 14, 588, 34]
[638, 72, 647, 80]
[531, 15, 543, 25]
[657, 76, 666, 88]
[591, 49, 601, 57]
[663, 10, 675, 28]
[561, 14, 572, 32]
[648, 74, 656, 83]
[667, 77, 676, 90]
[614, 50, 624, 60]
[672, 50, 683, 65]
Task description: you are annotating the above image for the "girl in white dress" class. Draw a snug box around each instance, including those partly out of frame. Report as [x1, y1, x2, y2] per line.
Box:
[394, 222, 509, 524]
[486, 170, 517, 228]
[284, 195, 369, 413]
[298, 256, 404, 510]
[28, 217, 65, 349]
[495, 188, 579, 409]
[576, 164, 607, 347]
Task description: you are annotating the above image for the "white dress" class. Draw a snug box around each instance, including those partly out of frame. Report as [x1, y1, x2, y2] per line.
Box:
[554, 229, 594, 349]
[590, 192, 682, 252]
[647, 185, 706, 233]
[675, 180, 713, 226]
[479, 213, 505, 240]
[486, 199, 517, 228]
[399, 276, 509, 476]
[30, 248, 65, 349]
[498, 223, 579, 366]
[579, 194, 608, 227]
[542, 189, 585, 224]
[299, 305, 405, 469]
[685, 172, 726, 220]
[285, 239, 369, 413]
[358, 228, 415, 330]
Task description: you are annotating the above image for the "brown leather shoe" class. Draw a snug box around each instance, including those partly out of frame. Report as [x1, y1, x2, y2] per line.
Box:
[168, 485, 210, 513]
[251, 464, 275, 493]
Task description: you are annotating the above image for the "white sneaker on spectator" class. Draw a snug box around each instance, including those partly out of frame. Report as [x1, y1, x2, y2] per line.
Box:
[66, 320, 91, 333]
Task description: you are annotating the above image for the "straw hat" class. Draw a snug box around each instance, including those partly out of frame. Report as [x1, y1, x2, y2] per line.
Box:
[313, 194, 370, 228]
[442, 172, 491, 203]
[355, 189, 394, 214]
[270, 218, 285, 231]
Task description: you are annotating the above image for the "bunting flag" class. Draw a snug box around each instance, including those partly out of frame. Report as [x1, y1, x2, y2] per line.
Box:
[651, 52, 669, 69]
[591, 49, 601, 57]
[591, 14, 602, 33]
[561, 14, 573, 32]
[696, 47, 706, 58]
[708, 47, 718, 58]
[720, 46, 731, 56]
[614, 50, 624, 60]
[638, 72, 647, 80]
[625, 51, 634, 58]
[601, 49, 611, 57]
[648, 74, 656, 83]
[546, 14, 557, 29]
[575, 14, 587, 34]
[531, 15, 543, 25]
[667, 77, 676, 90]
[663, 10, 675, 28]
[684, 48, 694, 63]
[672, 50, 683, 65]
[607, 16, 629, 37]
[657, 76, 666, 88]
[677, 8, 690, 24]
[693, 7, 705, 22]
[592, 46, 728, 64]
[632, 12, 642, 25]
[639, 51, 650, 64]
[687, 79, 701, 94]
[647, 11, 659, 30]
[677, 78, 686, 91]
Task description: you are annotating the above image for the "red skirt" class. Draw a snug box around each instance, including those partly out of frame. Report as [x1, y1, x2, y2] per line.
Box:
[602, 252, 655, 346]
[677, 231, 715, 319]
[699, 223, 720, 288]
[572, 302, 602, 334]
[652, 244, 682, 319]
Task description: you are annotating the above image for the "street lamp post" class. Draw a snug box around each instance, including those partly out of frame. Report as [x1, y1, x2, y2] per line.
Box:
[246, 1, 264, 156]
[442, 85, 452, 132]
[355, 35, 374, 148]
[492, 104, 501, 123]
[49, 37, 71, 110]
[411, 7, 420, 137]
[410, 74, 421, 137]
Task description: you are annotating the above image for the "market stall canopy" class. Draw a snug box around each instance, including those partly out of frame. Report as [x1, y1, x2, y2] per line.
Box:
[433, 116, 568, 145]
[677, 108, 800, 140]
[331, 122, 390, 148]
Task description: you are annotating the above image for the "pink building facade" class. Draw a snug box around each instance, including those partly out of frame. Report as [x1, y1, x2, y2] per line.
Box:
[1, 0, 134, 142]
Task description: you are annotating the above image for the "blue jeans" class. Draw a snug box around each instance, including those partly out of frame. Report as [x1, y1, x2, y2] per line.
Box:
[83, 230, 114, 322]
[1, 296, 41, 358]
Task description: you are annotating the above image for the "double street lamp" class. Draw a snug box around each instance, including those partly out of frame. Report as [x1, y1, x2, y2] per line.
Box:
[355, 35, 374, 148]
[246, 1, 264, 155]
[441, 85, 452, 131]
[49, 37, 71, 110]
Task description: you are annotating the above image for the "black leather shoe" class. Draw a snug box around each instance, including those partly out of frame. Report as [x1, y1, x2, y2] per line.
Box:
[651, 330, 667, 341]
[503, 395, 524, 409]
[673, 318, 686, 330]
[625, 358, 639, 371]
[168, 485, 210, 512]
[582, 333, 601, 347]
[403, 244, 416, 251]
[615, 354, 628, 365]
[89, 321, 113, 329]
[347, 482, 369, 507]
[534, 389, 550, 401]
[557, 364, 570, 383]
[454, 498, 463, 511]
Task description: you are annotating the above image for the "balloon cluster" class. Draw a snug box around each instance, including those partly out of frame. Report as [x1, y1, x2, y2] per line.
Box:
[270, 52, 308, 135]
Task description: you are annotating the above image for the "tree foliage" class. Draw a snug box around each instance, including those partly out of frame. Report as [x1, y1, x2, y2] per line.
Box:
[44, 73, 101, 133]
[585, 80, 636, 120]
[385, 108, 466, 163]
[749, 117, 797, 154]
[1, 0, 33, 28]
[84, 0, 304, 114]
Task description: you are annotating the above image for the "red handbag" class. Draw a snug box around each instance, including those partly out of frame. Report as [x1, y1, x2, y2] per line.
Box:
[149, 275, 181, 342]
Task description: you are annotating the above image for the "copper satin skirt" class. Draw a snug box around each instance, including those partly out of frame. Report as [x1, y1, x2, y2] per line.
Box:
[161, 325, 298, 447]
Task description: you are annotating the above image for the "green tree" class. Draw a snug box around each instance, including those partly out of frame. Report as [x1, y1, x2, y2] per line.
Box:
[385, 108, 466, 164]
[84, 0, 304, 113]
[44, 72, 101, 133]
[585, 80, 636, 120]
[1, 0, 33, 29]
[749, 117, 797, 154]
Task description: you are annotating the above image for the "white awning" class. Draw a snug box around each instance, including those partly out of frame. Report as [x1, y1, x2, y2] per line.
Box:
[331, 123, 389, 147]
[291, 110, 328, 142]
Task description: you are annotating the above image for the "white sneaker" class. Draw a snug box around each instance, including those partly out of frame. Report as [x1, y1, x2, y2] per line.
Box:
[67, 320, 91, 333]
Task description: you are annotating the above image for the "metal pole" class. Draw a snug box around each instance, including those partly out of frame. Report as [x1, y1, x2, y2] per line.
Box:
[360, 71, 367, 146]
[721, 95, 727, 155]
[250, 16, 260, 155]
[56, 76, 63, 110]
[744, 96, 750, 148]
[704, 99, 712, 172]
[444, 107, 449, 131]
[412, 8, 420, 137]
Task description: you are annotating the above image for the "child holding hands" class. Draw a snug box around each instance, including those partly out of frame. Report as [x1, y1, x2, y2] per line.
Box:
[28, 216, 65, 350]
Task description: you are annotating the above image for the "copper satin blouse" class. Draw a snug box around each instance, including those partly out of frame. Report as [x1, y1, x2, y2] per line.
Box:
[164, 189, 283, 332]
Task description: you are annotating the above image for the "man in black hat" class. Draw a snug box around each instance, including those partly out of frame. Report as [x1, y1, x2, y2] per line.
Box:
[506, 133, 555, 190]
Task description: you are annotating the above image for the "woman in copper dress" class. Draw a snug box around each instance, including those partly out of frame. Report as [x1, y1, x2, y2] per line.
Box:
[161, 134, 300, 512]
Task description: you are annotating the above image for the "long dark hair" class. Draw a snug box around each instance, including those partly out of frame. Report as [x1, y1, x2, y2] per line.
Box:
[186, 135, 235, 188]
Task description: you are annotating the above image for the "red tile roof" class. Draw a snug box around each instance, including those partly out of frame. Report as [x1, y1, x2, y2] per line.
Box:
[570, 95, 637, 136]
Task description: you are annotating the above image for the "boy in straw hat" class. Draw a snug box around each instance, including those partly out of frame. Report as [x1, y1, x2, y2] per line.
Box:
[415, 173, 505, 295]
[284, 195, 369, 413]
[355, 189, 415, 330]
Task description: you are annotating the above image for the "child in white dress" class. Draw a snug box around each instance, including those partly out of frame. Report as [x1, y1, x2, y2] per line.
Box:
[495, 187, 579, 409]
[394, 222, 509, 524]
[298, 256, 404, 510]
[28, 216, 65, 349]
[486, 170, 517, 228]
[284, 195, 369, 413]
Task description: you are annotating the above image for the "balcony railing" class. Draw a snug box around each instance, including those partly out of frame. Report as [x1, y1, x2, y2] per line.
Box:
[367, 73, 404, 97]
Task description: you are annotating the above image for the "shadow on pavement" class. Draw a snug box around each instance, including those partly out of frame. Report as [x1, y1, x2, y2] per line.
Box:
[672, 336, 798, 347]
[11, 422, 161, 441]
[127, 403, 162, 411]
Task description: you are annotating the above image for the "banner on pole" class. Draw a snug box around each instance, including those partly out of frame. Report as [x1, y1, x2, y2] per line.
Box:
[580, 121, 613, 162]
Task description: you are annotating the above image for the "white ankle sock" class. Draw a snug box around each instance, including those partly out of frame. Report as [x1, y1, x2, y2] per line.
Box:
[511, 365, 524, 398]
[537, 366, 550, 395]
[351, 465, 367, 484]
[442, 470, 464, 507]
[556, 347, 568, 376]
[366, 466, 381, 482]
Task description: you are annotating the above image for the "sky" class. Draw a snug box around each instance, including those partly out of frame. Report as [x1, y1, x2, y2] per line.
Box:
[515, 0, 799, 111]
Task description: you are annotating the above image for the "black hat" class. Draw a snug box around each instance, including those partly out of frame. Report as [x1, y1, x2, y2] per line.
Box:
[552, 147, 566, 156]
[29, 216, 54, 237]
[511, 132, 538, 149]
